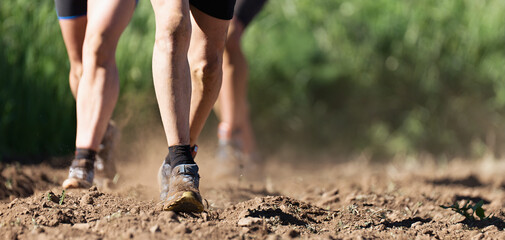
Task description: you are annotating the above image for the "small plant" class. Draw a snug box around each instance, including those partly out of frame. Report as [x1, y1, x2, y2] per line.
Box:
[46, 190, 66, 204]
[59, 190, 66, 205]
[46, 191, 59, 203]
[440, 200, 490, 221]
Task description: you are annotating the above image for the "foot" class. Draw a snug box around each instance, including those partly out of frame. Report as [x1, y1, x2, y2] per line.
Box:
[62, 158, 95, 189]
[94, 121, 120, 188]
[158, 145, 198, 200]
[162, 164, 204, 213]
[215, 139, 265, 182]
[214, 139, 243, 180]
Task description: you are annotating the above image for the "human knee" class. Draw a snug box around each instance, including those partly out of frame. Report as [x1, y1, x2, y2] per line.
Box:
[154, 13, 191, 51]
[83, 33, 115, 67]
[191, 54, 222, 84]
[226, 27, 243, 52]
[69, 60, 84, 80]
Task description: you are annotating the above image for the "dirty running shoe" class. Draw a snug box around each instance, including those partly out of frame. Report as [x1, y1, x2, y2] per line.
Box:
[94, 121, 120, 188]
[158, 146, 198, 201]
[162, 164, 204, 212]
[62, 158, 95, 189]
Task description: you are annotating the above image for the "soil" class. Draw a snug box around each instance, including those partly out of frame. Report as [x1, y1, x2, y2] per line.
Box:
[2, 148, 505, 239]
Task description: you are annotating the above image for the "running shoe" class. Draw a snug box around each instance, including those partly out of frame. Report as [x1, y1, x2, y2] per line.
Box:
[62, 158, 94, 189]
[94, 121, 119, 187]
[215, 138, 265, 182]
[158, 145, 198, 200]
[214, 139, 243, 180]
[162, 164, 203, 212]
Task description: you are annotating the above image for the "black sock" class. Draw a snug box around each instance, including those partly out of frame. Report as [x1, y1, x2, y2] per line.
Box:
[167, 145, 195, 167]
[75, 148, 97, 161]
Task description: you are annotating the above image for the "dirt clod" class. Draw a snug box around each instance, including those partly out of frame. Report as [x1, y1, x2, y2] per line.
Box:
[286, 229, 300, 238]
[80, 194, 94, 206]
[173, 223, 191, 234]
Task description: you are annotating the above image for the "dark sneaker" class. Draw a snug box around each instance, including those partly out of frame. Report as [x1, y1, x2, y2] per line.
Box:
[62, 158, 94, 189]
[158, 145, 198, 201]
[94, 121, 120, 188]
[162, 164, 203, 213]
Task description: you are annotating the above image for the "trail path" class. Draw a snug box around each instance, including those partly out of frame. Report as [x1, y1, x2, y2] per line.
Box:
[2, 152, 505, 239]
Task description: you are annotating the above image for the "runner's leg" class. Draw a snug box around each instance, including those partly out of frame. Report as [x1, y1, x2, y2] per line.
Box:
[58, 17, 87, 98]
[75, 0, 135, 151]
[188, 6, 230, 146]
[218, 18, 257, 153]
[150, 0, 192, 147]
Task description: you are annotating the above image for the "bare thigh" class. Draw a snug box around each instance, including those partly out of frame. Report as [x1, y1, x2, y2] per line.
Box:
[58, 17, 87, 65]
[188, 6, 230, 64]
[84, 0, 136, 59]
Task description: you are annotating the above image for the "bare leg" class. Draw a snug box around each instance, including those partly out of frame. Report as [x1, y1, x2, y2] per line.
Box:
[75, 0, 135, 151]
[58, 17, 87, 98]
[152, 1, 231, 212]
[188, 6, 230, 146]
[151, 0, 192, 147]
[217, 18, 256, 154]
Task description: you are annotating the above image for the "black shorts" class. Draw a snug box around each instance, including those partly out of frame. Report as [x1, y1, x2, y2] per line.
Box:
[54, 0, 138, 20]
[55, 0, 236, 21]
[55, 0, 87, 19]
[234, 0, 267, 26]
[190, 0, 236, 20]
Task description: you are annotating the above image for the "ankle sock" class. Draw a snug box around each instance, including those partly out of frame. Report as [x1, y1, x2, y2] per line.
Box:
[164, 145, 198, 165]
[75, 148, 97, 161]
[166, 145, 195, 167]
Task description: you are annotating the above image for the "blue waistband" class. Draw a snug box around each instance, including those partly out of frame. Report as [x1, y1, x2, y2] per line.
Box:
[58, 13, 86, 20]
[57, 0, 139, 20]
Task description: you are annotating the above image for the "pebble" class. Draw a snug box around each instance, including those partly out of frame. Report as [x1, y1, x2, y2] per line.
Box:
[201, 212, 209, 221]
[411, 221, 422, 229]
[72, 223, 90, 230]
[130, 207, 140, 214]
[237, 217, 263, 227]
[149, 225, 161, 234]
[8, 198, 19, 208]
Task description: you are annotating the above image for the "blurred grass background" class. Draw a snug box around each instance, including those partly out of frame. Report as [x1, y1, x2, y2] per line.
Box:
[2, 0, 505, 162]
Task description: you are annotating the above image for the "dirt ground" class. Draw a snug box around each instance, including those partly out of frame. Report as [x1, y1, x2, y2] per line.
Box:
[2, 145, 505, 239]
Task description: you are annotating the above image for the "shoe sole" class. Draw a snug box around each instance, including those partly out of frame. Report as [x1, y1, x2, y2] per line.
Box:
[62, 178, 92, 189]
[163, 191, 204, 213]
